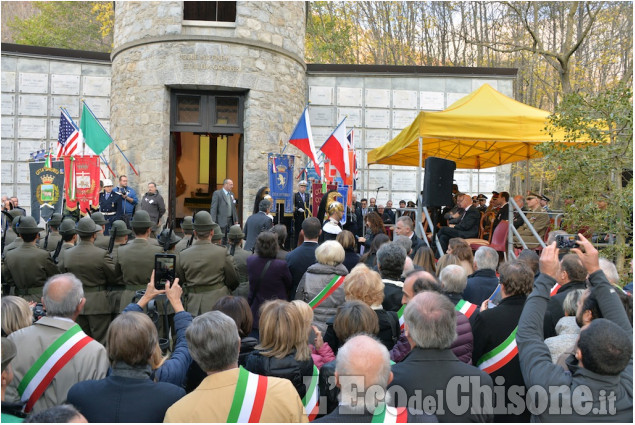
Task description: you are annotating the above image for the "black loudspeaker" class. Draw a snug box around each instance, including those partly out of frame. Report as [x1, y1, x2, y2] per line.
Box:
[422, 157, 456, 207]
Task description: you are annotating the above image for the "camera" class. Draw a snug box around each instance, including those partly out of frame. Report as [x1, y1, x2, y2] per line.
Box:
[556, 234, 578, 249]
[33, 303, 46, 323]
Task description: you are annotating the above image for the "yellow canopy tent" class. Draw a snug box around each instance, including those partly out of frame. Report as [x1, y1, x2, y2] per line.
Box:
[367, 84, 572, 169]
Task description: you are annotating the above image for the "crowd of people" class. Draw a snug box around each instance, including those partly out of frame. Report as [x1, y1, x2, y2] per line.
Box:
[0, 177, 632, 423]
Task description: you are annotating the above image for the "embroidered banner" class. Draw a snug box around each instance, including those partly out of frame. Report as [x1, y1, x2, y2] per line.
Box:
[63, 156, 100, 213]
[29, 159, 64, 223]
[268, 154, 295, 214]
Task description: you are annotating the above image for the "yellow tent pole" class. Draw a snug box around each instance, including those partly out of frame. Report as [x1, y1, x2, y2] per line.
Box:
[416, 136, 423, 237]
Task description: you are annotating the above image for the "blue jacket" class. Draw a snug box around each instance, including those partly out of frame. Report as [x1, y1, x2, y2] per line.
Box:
[462, 268, 499, 306]
[123, 303, 192, 387]
[114, 186, 138, 215]
[285, 241, 318, 295]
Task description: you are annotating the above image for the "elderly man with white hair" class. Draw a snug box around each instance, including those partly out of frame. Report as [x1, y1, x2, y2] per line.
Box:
[440, 264, 480, 323]
[462, 246, 499, 305]
[314, 334, 436, 423]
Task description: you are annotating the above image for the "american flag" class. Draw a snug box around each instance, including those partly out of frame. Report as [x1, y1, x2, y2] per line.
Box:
[56, 110, 80, 158]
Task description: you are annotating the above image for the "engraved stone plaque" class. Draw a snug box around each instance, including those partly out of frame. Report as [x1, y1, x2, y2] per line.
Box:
[18, 95, 48, 116]
[446, 93, 469, 107]
[337, 87, 362, 107]
[52, 96, 79, 117]
[392, 172, 417, 191]
[420, 91, 445, 110]
[17, 164, 30, 184]
[82, 76, 111, 96]
[83, 97, 110, 119]
[1, 163, 13, 184]
[367, 170, 389, 190]
[2, 94, 15, 115]
[392, 90, 417, 109]
[337, 108, 362, 128]
[2, 117, 15, 138]
[2, 72, 16, 93]
[312, 127, 331, 144]
[17, 118, 47, 139]
[1, 140, 14, 160]
[364, 109, 390, 129]
[365, 89, 390, 108]
[364, 129, 390, 149]
[309, 86, 334, 106]
[18, 73, 48, 94]
[309, 106, 335, 127]
[51, 74, 80, 95]
[17, 140, 46, 161]
[393, 110, 418, 130]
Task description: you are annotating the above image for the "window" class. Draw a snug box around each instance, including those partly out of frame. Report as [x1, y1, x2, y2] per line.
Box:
[171, 91, 245, 133]
[183, 1, 236, 22]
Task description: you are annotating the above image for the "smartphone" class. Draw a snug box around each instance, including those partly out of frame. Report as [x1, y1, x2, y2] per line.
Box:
[154, 253, 176, 290]
[556, 234, 578, 249]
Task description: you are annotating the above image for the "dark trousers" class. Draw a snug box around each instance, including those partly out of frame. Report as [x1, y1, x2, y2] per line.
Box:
[437, 226, 460, 254]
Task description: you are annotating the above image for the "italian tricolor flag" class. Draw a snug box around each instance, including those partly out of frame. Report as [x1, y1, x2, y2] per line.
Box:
[302, 365, 319, 420]
[308, 275, 346, 309]
[455, 299, 477, 318]
[550, 283, 561, 297]
[397, 304, 405, 331]
[227, 367, 268, 423]
[371, 403, 408, 423]
[476, 327, 518, 374]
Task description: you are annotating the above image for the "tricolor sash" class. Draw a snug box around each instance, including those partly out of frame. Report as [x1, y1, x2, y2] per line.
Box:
[302, 365, 320, 421]
[227, 367, 268, 423]
[550, 283, 561, 297]
[397, 304, 405, 331]
[17, 324, 93, 413]
[455, 299, 477, 318]
[308, 275, 346, 309]
[476, 326, 518, 374]
[371, 403, 408, 423]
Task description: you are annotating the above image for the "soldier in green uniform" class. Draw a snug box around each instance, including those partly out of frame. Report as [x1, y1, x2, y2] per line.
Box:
[115, 211, 163, 312]
[51, 218, 78, 264]
[106, 220, 131, 318]
[2, 216, 58, 302]
[176, 211, 239, 316]
[2, 213, 25, 257]
[58, 216, 116, 344]
[157, 228, 182, 254]
[1, 210, 23, 251]
[174, 216, 193, 253]
[226, 225, 250, 298]
[39, 213, 63, 252]
[211, 223, 225, 246]
[91, 212, 110, 250]
[514, 193, 551, 249]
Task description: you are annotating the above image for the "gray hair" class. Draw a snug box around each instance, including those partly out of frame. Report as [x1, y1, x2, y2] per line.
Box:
[474, 246, 498, 271]
[599, 258, 619, 285]
[396, 216, 414, 231]
[439, 264, 467, 293]
[392, 235, 412, 255]
[563, 289, 585, 316]
[186, 311, 240, 373]
[315, 240, 345, 266]
[42, 274, 84, 318]
[404, 292, 456, 349]
[259, 199, 272, 212]
[376, 242, 406, 277]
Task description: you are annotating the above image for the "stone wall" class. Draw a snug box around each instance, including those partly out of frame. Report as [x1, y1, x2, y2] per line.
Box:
[110, 1, 306, 222]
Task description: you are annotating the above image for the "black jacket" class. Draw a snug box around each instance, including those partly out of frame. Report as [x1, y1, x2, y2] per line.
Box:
[342, 248, 361, 272]
[244, 349, 315, 399]
[542, 280, 587, 338]
[462, 269, 499, 306]
[454, 206, 480, 239]
[244, 211, 273, 252]
[285, 241, 318, 294]
[381, 278, 404, 312]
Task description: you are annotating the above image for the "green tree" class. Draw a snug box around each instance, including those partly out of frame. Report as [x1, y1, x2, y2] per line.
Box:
[8, 1, 113, 52]
[539, 83, 633, 276]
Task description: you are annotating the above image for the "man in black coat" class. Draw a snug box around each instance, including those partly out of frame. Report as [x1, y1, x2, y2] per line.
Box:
[493, 191, 510, 229]
[293, 180, 311, 246]
[462, 246, 500, 306]
[243, 199, 273, 252]
[285, 217, 320, 296]
[471, 260, 533, 422]
[389, 291, 494, 422]
[394, 216, 424, 259]
[436, 193, 479, 255]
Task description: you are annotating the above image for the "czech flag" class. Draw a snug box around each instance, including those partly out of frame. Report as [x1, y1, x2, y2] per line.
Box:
[289, 107, 321, 178]
[320, 117, 349, 180]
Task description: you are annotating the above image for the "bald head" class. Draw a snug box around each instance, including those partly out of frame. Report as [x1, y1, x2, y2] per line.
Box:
[336, 335, 392, 406]
[404, 292, 456, 349]
[42, 274, 85, 319]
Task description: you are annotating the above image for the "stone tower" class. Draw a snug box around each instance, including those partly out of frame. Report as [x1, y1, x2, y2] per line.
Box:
[110, 1, 306, 221]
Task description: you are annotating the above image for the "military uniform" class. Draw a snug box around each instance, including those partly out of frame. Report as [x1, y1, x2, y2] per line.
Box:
[39, 213, 63, 252]
[104, 220, 131, 316]
[51, 218, 77, 265]
[226, 225, 250, 298]
[514, 206, 550, 248]
[91, 212, 111, 249]
[1, 217, 58, 302]
[58, 217, 116, 344]
[176, 211, 239, 316]
[3, 237, 23, 256]
[98, 180, 123, 235]
[175, 216, 194, 254]
[116, 238, 163, 311]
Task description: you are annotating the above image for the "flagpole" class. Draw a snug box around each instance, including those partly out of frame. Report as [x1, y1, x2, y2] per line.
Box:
[82, 101, 140, 176]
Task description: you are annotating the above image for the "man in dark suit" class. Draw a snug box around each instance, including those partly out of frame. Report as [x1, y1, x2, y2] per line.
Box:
[436, 193, 480, 254]
[243, 199, 273, 252]
[314, 335, 436, 423]
[394, 216, 424, 258]
[285, 217, 320, 295]
[210, 178, 239, 244]
[493, 191, 510, 229]
[389, 291, 494, 422]
[462, 246, 500, 305]
[293, 180, 311, 246]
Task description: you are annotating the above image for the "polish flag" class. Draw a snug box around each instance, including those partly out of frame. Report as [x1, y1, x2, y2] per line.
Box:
[289, 107, 321, 178]
[320, 118, 349, 179]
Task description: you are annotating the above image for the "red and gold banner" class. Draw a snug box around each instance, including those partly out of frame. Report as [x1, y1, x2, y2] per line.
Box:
[63, 156, 100, 213]
[311, 182, 337, 218]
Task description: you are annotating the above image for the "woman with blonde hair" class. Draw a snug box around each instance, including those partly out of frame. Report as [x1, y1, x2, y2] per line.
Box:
[342, 264, 399, 350]
[448, 237, 474, 276]
[245, 300, 314, 399]
[336, 230, 360, 272]
[1, 296, 32, 336]
[436, 253, 461, 277]
[67, 312, 185, 422]
[295, 240, 348, 332]
[412, 246, 437, 274]
[291, 300, 335, 368]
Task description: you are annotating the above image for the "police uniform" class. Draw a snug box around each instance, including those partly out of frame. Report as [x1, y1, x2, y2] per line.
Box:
[1, 217, 58, 302]
[58, 217, 116, 344]
[176, 211, 239, 316]
[99, 180, 123, 235]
